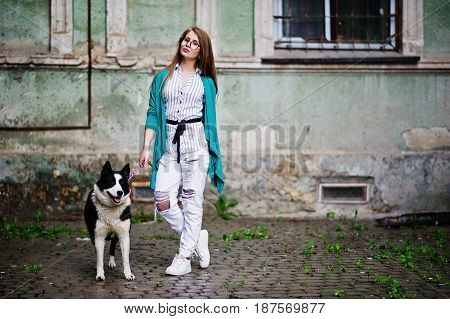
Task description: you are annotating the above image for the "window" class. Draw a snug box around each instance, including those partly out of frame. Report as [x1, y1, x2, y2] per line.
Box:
[274, 0, 398, 50]
[319, 183, 369, 204]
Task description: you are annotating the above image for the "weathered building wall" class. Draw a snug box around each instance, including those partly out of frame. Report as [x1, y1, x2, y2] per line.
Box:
[424, 0, 450, 59]
[0, 0, 449, 220]
[1, 70, 89, 127]
[217, 0, 254, 57]
[0, 0, 50, 55]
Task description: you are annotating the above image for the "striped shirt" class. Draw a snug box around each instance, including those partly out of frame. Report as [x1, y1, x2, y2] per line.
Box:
[163, 63, 208, 154]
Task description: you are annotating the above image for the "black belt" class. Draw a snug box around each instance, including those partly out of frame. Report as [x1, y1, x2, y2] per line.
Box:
[166, 118, 202, 163]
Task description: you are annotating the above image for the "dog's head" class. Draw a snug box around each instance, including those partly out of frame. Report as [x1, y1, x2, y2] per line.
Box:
[95, 161, 130, 205]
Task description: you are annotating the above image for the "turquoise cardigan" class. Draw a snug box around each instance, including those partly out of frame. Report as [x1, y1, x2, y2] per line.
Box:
[145, 69, 225, 193]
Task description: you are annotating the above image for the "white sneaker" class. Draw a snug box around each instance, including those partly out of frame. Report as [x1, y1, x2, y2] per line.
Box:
[194, 229, 210, 268]
[165, 254, 191, 276]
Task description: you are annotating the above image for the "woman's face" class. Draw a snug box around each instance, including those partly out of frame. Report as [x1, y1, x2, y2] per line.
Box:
[180, 30, 201, 61]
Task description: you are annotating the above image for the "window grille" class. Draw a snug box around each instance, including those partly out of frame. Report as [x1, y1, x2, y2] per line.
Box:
[274, 0, 398, 50]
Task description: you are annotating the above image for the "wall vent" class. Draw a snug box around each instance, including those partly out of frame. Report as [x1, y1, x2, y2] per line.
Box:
[130, 181, 153, 203]
[319, 183, 369, 204]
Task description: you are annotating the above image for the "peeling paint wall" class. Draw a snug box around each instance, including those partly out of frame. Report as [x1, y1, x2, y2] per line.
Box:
[218, 0, 254, 57]
[424, 0, 450, 59]
[0, 70, 150, 151]
[126, 0, 196, 57]
[0, 1, 449, 220]
[1, 70, 88, 127]
[0, 0, 50, 55]
[218, 73, 450, 153]
[403, 127, 450, 151]
[215, 152, 450, 217]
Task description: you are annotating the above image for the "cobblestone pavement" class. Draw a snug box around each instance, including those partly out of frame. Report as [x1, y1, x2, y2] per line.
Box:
[1, 208, 449, 299]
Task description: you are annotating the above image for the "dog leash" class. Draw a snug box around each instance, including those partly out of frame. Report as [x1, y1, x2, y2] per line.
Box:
[128, 162, 152, 181]
[128, 162, 158, 223]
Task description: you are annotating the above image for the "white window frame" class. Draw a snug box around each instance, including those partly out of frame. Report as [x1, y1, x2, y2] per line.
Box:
[273, 0, 397, 50]
[319, 183, 370, 204]
[51, 0, 73, 55]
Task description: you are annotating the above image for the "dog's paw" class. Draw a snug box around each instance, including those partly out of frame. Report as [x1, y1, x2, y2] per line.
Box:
[124, 272, 135, 281]
[96, 272, 105, 281]
[108, 256, 116, 268]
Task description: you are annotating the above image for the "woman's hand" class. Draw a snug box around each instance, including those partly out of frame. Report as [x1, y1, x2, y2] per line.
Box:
[139, 149, 151, 167]
[139, 129, 156, 167]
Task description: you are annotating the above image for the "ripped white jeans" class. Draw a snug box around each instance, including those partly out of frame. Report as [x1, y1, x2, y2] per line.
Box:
[154, 146, 210, 258]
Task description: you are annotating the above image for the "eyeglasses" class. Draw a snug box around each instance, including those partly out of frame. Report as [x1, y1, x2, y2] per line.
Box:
[181, 37, 200, 50]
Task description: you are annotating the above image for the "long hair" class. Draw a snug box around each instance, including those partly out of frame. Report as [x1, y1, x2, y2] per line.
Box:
[163, 27, 218, 92]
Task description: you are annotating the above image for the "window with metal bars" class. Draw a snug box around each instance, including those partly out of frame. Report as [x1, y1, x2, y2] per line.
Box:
[274, 0, 399, 50]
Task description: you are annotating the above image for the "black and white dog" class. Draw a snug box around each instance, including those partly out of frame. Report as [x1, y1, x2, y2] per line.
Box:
[84, 161, 135, 281]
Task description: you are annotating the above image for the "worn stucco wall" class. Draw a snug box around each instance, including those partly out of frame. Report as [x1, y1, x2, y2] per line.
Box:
[424, 0, 450, 59]
[126, 0, 196, 57]
[1, 70, 88, 128]
[0, 1, 449, 220]
[217, 72, 450, 216]
[0, 69, 149, 148]
[217, 0, 254, 57]
[0, 69, 152, 220]
[1, 70, 449, 219]
[90, 0, 106, 48]
[0, 0, 50, 55]
[218, 73, 449, 152]
[2, 72, 447, 159]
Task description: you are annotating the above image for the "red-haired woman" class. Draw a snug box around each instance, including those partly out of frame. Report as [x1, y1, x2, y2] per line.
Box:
[139, 27, 225, 276]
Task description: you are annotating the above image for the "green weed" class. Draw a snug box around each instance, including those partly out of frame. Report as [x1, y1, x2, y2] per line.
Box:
[24, 263, 44, 273]
[334, 289, 345, 297]
[326, 243, 342, 254]
[303, 265, 312, 276]
[337, 262, 347, 273]
[140, 235, 179, 241]
[261, 266, 268, 277]
[373, 241, 398, 261]
[131, 213, 163, 224]
[282, 240, 289, 253]
[367, 265, 374, 277]
[350, 210, 366, 232]
[222, 226, 268, 242]
[300, 242, 315, 258]
[221, 282, 231, 291]
[400, 250, 416, 269]
[353, 224, 367, 232]
[214, 194, 238, 220]
[236, 277, 245, 286]
[337, 232, 346, 241]
[326, 211, 336, 218]
[72, 227, 89, 237]
[0, 212, 71, 241]
[430, 250, 445, 266]
[430, 273, 442, 282]
[374, 274, 409, 299]
[433, 229, 445, 248]
[155, 278, 164, 288]
[370, 238, 445, 271]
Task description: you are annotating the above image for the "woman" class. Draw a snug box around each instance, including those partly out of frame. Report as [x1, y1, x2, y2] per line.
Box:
[139, 27, 225, 276]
